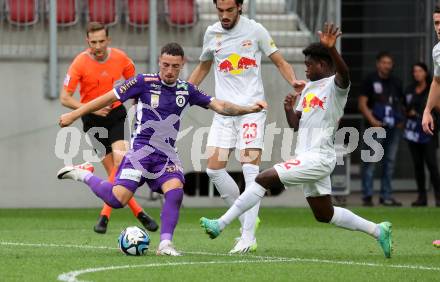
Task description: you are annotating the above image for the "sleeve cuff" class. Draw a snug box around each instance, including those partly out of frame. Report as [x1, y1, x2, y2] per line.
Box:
[113, 88, 121, 100]
[266, 48, 279, 57]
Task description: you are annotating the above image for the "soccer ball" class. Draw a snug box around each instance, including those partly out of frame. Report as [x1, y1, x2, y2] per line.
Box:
[118, 226, 150, 256]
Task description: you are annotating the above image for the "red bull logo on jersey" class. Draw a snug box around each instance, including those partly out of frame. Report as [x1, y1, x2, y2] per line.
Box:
[302, 93, 326, 113]
[218, 53, 258, 75]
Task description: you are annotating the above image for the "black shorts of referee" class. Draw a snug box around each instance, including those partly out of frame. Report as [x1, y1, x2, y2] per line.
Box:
[81, 105, 128, 157]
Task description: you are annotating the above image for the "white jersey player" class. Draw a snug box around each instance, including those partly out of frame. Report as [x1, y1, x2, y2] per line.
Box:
[188, 0, 303, 254]
[423, 7, 440, 135]
[200, 23, 394, 259]
[421, 5, 440, 249]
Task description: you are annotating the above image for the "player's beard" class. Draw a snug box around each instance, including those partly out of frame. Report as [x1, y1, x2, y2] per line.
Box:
[221, 15, 239, 30]
[163, 76, 176, 85]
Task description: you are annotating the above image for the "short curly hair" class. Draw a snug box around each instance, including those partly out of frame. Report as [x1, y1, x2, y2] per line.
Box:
[161, 42, 184, 58]
[302, 43, 333, 68]
[213, 0, 244, 14]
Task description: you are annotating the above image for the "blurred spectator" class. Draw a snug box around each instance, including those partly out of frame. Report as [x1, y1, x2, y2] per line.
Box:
[403, 62, 440, 207]
[358, 51, 404, 207]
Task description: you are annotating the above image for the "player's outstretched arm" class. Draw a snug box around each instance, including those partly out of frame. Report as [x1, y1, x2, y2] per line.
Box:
[60, 88, 111, 117]
[269, 51, 306, 94]
[422, 76, 440, 134]
[188, 60, 213, 86]
[318, 23, 350, 89]
[284, 94, 301, 131]
[59, 90, 118, 127]
[208, 99, 267, 116]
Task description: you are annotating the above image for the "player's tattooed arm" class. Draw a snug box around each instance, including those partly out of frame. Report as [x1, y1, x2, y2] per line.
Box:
[60, 89, 111, 117]
[59, 90, 118, 127]
[208, 99, 268, 116]
[284, 94, 301, 131]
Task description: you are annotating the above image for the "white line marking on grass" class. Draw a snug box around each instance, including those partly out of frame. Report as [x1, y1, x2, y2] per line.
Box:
[57, 259, 291, 282]
[0, 241, 117, 251]
[2, 241, 440, 280]
[184, 251, 440, 271]
[57, 256, 440, 282]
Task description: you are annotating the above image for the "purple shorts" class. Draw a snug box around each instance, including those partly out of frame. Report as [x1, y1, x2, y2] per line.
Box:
[114, 150, 185, 194]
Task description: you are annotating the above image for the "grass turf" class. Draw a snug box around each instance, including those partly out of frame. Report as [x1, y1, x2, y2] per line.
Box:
[0, 207, 439, 281]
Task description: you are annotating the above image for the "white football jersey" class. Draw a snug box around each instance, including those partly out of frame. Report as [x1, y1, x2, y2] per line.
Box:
[200, 16, 278, 106]
[433, 42, 440, 77]
[295, 75, 349, 160]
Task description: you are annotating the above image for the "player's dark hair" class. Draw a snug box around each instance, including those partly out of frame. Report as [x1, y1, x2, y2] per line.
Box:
[302, 43, 333, 68]
[412, 62, 432, 85]
[161, 42, 185, 58]
[86, 22, 108, 37]
[213, 0, 244, 15]
[376, 51, 393, 62]
[434, 4, 440, 14]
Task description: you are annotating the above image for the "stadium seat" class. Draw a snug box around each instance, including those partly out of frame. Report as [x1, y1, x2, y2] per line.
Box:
[126, 0, 149, 27]
[5, 0, 39, 25]
[165, 0, 197, 27]
[87, 0, 117, 25]
[45, 0, 78, 26]
[55, 0, 77, 26]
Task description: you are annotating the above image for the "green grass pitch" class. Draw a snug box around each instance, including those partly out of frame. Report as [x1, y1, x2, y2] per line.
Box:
[0, 207, 439, 281]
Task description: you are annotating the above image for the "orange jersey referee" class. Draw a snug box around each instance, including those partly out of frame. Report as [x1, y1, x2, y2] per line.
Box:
[60, 22, 158, 234]
[64, 47, 134, 107]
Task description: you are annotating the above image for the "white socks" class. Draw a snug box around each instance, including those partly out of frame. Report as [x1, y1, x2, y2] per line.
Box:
[330, 207, 380, 238]
[241, 164, 261, 240]
[219, 181, 266, 230]
[206, 168, 244, 225]
[207, 164, 262, 240]
[206, 168, 240, 205]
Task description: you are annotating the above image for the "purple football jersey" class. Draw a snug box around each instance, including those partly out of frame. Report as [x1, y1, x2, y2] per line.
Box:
[113, 73, 212, 155]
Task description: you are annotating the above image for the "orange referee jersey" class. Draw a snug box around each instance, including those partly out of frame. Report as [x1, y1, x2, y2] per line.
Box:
[63, 48, 135, 108]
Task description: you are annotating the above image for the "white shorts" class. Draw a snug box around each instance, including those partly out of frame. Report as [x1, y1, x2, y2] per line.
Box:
[273, 153, 335, 198]
[207, 111, 266, 150]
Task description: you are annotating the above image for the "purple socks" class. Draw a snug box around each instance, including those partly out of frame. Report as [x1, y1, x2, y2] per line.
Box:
[84, 174, 184, 241]
[84, 175, 124, 208]
[160, 188, 184, 241]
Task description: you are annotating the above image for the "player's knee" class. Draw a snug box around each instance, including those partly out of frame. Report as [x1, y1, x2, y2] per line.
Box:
[109, 194, 127, 209]
[118, 198, 129, 207]
[111, 186, 132, 208]
[255, 173, 270, 189]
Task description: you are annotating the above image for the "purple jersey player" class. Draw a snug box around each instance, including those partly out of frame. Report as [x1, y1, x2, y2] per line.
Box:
[57, 42, 267, 256]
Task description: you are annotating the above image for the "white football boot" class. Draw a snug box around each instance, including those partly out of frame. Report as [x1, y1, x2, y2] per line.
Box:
[229, 237, 257, 254]
[57, 162, 95, 181]
[156, 240, 182, 256]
